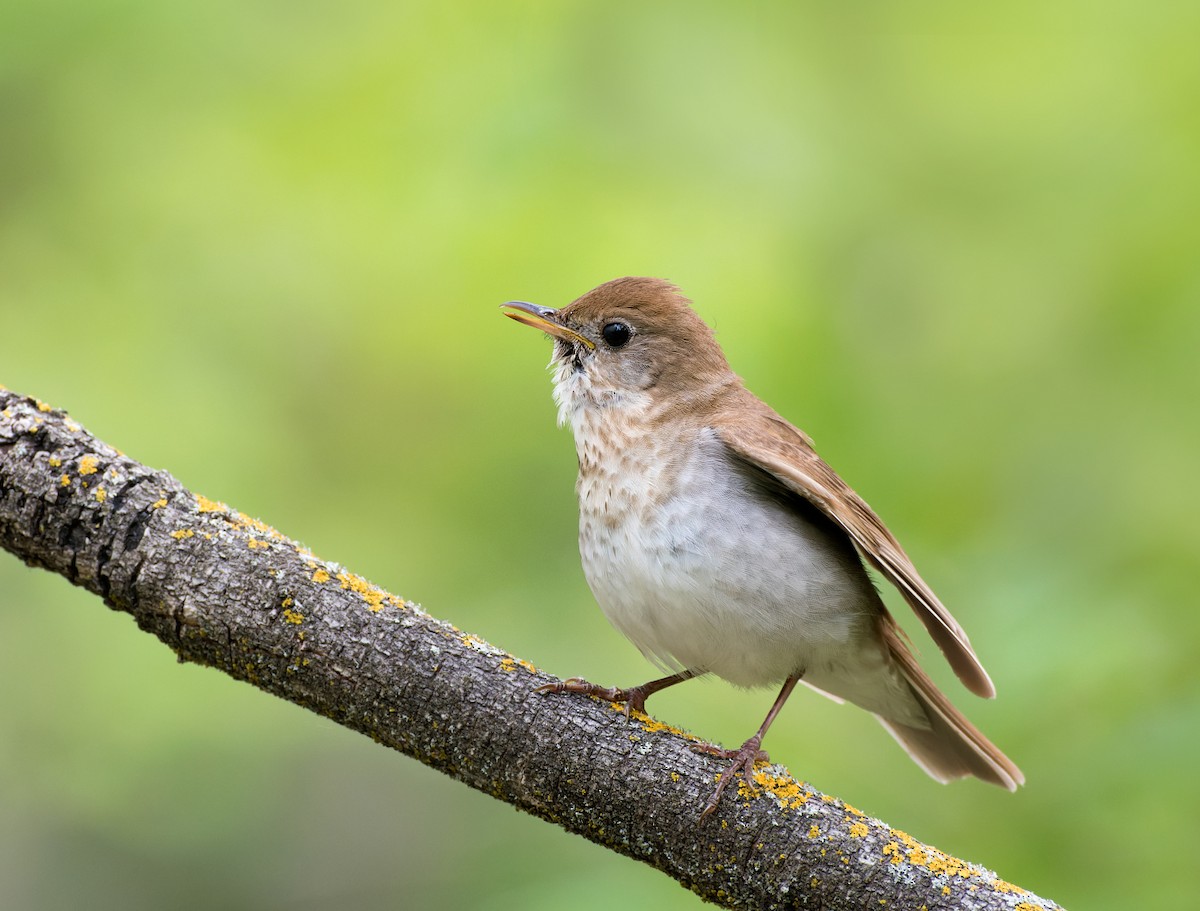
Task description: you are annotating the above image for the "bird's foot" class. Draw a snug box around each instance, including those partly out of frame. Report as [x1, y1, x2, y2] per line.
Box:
[536, 677, 650, 717]
[693, 735, 770, 822]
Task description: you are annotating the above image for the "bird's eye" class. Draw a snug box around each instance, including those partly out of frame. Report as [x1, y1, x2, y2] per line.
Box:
[601, 321, 632, 348]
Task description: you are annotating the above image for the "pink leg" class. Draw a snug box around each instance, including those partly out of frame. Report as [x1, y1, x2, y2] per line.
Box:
[695, 674, 801, 821]
[537, 669, 697, 717]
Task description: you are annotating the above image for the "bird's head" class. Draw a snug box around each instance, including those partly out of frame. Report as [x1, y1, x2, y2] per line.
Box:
[502, 277, 733, 424]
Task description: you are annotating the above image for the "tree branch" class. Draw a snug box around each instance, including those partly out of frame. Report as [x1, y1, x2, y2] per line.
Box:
[0, 385, 1061, 911]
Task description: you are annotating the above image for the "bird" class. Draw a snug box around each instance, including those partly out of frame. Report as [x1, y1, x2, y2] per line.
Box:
[501, 276, 1023, 819]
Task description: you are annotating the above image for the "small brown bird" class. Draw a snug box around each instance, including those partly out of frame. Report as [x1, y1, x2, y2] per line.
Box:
[502, 276, 1022, 819]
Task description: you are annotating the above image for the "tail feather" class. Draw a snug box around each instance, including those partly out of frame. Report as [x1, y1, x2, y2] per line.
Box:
[877, 618, 1024, 791]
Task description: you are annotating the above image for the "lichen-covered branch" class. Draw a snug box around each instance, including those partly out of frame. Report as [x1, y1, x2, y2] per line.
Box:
[0, 385, 1061, 911]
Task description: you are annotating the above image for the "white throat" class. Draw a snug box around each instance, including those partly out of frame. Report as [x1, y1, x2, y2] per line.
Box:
[550, 354, 656, 436]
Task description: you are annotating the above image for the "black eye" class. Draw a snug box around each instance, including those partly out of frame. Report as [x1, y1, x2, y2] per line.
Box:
[601, 321, 632, 348]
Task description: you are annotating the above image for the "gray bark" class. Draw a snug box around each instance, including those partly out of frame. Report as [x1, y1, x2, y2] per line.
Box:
[0, 385, 1062, 911]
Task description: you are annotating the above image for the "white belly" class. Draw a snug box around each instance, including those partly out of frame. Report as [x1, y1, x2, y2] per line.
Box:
[577, 428, 880, 689]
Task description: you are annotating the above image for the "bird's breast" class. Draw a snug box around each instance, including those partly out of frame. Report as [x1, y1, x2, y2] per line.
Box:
[572, 420, 877, 687]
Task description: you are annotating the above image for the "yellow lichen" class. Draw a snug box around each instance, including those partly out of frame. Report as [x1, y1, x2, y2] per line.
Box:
[312, 568, 331, 583]
[748, 767, 811, 810]
[337, 571, 403, 612]
[808, 824, 821, 838]
[498, 656, 537, 674]
[170, 529, 195, 540]
[49, 456, 62, 468]
[195, 494, 227, 513]
[152, 497, 168, 509]
[247, 539, 270, 549]
[60, 475, 71, 487]
[78, 455, 99, 475]
[232, 510, 286, 539]
[926, 854, 970, 877]
[94, 487, 107, 503]
[625, 707, 697, 740]
[886, 828, 978, 880]
[633, 712, 669, 733]
[282, 608, 305, 625]
[849, 822, 869, 838]
[992, 880, 1027, 895]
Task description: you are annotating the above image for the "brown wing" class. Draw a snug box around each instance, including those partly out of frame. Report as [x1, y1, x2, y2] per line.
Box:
[715, 409, 996, 699]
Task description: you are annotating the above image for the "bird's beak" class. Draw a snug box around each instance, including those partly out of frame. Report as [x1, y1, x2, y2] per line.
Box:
[501, 301, 595, 350]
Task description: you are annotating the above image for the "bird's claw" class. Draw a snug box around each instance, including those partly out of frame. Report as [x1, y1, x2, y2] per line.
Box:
[694, 737, 769, 822]
[535, 677, 647, 716]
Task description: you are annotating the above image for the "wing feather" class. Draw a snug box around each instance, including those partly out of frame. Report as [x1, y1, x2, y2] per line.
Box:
[715, 412, 996, 699]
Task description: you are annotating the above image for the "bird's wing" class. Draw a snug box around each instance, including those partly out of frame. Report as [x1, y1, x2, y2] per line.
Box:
[715, 411, 995, 699]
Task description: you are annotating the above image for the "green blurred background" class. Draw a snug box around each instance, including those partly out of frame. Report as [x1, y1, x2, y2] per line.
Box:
[2, 3, 1198, 909]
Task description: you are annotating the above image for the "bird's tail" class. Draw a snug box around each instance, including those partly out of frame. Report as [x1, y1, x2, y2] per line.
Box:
[875, 618, 1024, 791]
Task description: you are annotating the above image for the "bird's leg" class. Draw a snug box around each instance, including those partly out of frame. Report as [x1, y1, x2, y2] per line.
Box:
[537, 669, 698, 717]
[695, 674, 802, 821]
